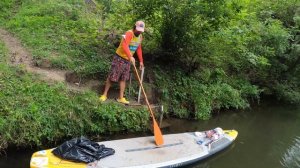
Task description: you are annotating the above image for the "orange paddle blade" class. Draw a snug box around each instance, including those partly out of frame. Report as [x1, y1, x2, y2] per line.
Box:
[153, 118, 164, 146]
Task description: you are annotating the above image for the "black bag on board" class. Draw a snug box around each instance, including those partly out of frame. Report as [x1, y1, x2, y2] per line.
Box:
[52, 136, 115, 163]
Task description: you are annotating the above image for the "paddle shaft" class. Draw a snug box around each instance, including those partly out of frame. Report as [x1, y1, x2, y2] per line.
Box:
[132, 63, 164, 146]
[137, 67, 145, 103]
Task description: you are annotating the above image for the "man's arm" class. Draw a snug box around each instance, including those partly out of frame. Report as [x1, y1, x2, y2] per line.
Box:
[122, 31, 133, 60]
[136, 44, 143, 63]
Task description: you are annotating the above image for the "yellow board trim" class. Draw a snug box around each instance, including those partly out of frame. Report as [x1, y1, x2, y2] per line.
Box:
[224, 130, 238, 140]
[30, 149, 87, 168]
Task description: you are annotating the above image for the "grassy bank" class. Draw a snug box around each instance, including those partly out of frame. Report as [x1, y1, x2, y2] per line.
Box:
[0, 0, 263, 119]
[1, 0, 112, 76]
[0, 0, 299, 150]
[0, 41, 149, 150]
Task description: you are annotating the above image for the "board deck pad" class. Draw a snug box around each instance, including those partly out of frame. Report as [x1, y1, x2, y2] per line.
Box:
[30, 130, 238, 168]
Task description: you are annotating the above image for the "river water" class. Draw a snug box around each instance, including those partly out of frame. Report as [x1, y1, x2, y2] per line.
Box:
[165, 100, 300, 168]
[0, 99, 300, 168]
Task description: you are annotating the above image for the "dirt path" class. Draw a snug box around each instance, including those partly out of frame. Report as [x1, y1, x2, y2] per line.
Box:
[0, 28, 100, 92]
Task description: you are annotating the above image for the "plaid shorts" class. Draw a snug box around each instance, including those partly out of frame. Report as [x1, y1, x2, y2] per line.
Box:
[108, 55, 131, 82]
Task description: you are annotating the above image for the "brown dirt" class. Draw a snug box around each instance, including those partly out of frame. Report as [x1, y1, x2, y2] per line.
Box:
[0, 28, 101, 92]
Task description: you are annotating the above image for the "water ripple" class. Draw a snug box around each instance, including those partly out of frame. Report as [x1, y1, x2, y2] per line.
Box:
[281, 136, 300, 168]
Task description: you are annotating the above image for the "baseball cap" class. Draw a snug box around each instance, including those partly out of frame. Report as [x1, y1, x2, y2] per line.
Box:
[135, 21, 145, 32]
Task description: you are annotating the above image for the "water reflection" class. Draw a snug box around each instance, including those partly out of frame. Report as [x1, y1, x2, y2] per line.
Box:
[281, 136, 300, 168]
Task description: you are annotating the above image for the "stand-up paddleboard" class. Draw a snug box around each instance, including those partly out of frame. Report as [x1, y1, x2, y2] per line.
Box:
[30, 128, 238, 168]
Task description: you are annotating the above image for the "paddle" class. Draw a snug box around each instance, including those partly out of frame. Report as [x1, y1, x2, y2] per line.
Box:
[132, 63, 164, 146]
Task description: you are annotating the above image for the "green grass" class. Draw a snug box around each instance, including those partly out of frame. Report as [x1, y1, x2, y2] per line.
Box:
[0, 41, 149, 150]
[3, 0, 111, 76]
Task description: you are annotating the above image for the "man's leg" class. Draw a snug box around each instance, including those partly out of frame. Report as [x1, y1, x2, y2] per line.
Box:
[117, 80, 129, 104]
[102, 78, 112, 96]
[99, 78, 112, 101]
[116, 57, 130, 104]
[119, 80, 126, 99]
